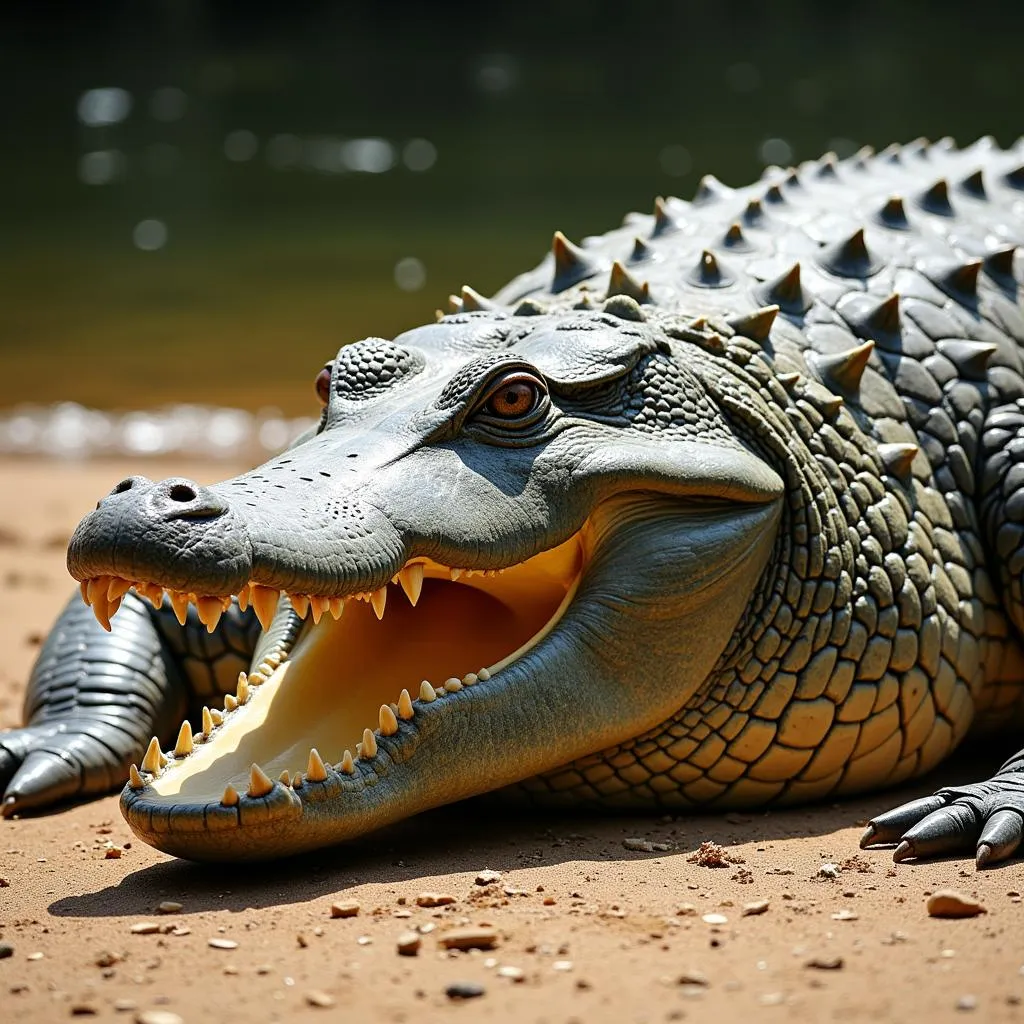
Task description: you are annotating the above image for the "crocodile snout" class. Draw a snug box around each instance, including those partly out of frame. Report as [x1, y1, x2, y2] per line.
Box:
[102, 476, 228, 521]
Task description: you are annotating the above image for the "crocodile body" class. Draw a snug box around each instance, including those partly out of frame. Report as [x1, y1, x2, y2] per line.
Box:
[3, 137, 1024, 864]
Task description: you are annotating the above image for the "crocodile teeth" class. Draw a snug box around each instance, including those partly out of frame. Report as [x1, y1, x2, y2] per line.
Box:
[141, 736, 162, 775]
[306, 748, 328, 782]
[210, 708, 223, 726]
[450, 568, 463, 581]
[201, 706, 214, 739]
[196, 596, 223, 633]
[248, 763, 274, 798]
[251, 585, 279, 631]
[140, 582, 165, 609]
[279, 770, 291, 787]
[289, 594, 310, 618]
[397, 688, 414, 719]
[128, 764, 145, 790]
[92, 598, 112, 632]
[169, 591, 190, 626]
[174, 720, 194, 757]
[477, 667, 491, 681]
[444, 677, 463, 693]
[398, 563, 424, 606]
[224, 693, 238, 712]
[236, 583, 251, 612]
[329, 597, 345, 620]
[379, 704, 399, 735]
[221, 784, 240, 806]
[87, 576, 110, 606]
[107, 576, 133, 602]
[370, 586, 387, 620]
[339, 749, 355, 774]
[418, 680, 437, 703]
[360, 728, 377, 759]
[79, 580, 90, 605]
[237, 673, 250, 705]
[309, 595, 328, 624]
[463, 673, 478, 686]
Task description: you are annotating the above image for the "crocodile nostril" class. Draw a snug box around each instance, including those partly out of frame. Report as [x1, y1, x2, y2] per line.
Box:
[112, 479, 134, 494]
[168, 483, 197, 503]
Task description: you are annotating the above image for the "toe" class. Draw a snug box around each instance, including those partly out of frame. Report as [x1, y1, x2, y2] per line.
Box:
[3, 749, 81, 814]
[896, 802, 980, 860]
[862, 794, 950, 847]
[975, 808, 1023, 867]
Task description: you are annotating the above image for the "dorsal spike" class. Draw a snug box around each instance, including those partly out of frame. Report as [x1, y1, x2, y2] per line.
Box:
[818, 393, 844, 419]
[917, 179, 953, 215]
[878, 195, 910, 230]
[903, 137, 930, 159]
[784, 170, 802, 189]
[877, 143, 902, 164]
[602, 294, 646, 322]
[742, 198, 766, 226]
[878, 443, 919, 480]
[513, 298, 547, 316]
[777, 371, 802, 390]
[629, 237, 654, 263]
[722, 222, 752, 251]
[652, 196, 678, 237]
[447, 294, 463, 314]
[937, 340, 997, 380]
[460, 285, 494, 312]
[551, 231, 595, 292]
[929, 259, 983, 298]
[606, 261, 650, 303]
[764, 184, 785, 205]
[850, 145, 874, 171]
[812, 340, 875, 395]
[1005, 165, 1024, 190]
[815, 153, 839, 179]
[692, 173, 731, 205]
[820, 227, 881, 277]
[726, 305, 778, 344]
[687, 250, 733, 288]
[869, 293, 901, 337]
[756, 262, 811, 313]
[984, 245, 1017, 280]
[959, 169, 986, 198]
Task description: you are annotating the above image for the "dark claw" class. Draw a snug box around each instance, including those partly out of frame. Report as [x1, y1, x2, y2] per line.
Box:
[892, 840, 914, 862]
[3, 748, 81, 815]
[975, 808, 1023, 866]
[976, 843, 993, 869]
[858, 823, 877, 849]
[897, 802, 979, 859]
[862, 794, 950, 846]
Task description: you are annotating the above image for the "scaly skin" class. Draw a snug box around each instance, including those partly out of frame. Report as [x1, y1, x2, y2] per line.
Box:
[3, 136, 1024, 865]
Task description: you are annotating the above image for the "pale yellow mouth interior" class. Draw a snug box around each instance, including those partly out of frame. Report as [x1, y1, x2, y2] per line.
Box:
[148, 531, 586, 802]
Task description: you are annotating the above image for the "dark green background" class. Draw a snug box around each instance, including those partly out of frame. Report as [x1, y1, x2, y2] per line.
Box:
[2, 1, 1020, 414]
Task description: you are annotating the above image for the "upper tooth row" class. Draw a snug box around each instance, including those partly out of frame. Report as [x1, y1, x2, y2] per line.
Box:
[127, 665, 493, 806]
[80, 561, 505, 633]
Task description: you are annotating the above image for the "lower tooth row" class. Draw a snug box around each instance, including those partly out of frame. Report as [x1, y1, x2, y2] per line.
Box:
[126, 666, 493, 807]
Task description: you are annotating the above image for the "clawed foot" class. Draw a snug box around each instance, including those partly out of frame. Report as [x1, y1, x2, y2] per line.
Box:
[860, 761, 1024, 868]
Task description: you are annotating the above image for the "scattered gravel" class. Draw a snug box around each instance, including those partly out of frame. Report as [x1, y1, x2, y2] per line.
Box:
[817, 863, 841, 880]
[446, 982, 485, 1000]
[688, 841, 743, 867]
[415, 892, 456, 907]
[475, 869, 502, 885]
[927, 890, 987, 918]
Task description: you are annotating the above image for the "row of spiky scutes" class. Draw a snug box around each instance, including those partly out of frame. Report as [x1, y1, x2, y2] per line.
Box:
[500, 137, 1024, 809]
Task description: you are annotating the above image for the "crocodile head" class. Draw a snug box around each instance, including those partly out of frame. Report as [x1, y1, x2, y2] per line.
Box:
[67, 298, 785, 860]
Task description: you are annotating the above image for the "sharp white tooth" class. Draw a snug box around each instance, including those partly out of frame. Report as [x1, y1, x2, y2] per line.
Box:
[398, 563, 424, 606]
[237, 583, 251, 612]
[237, 674, 250, 705]
[220, 595, 232, 612]
[450, 568, 463, 581]
[379, 704, 399, 736]
[79, 579, 90, 605]
[143, 583, 165, 609]
[128, 763, 145, 790]
[141, 736, 162, 775]
[360, 728, 377, 759]
[251, 585, 279, 631]
[174, 720, 193, 757]
[224, 693, 238, 711]
[418, 680, 436, 703]
[107, 577, 133, 602]
[159, 749, 169, 767]
[444, 677, 463, 693]
[170, 591, 190, 626]
[289, 594, 310, 618]
[477, 668, 491, 681]
[248, 763, 274, 798]
[370, 587, 387, 620]
[463, 673, 478, 686]
[201, 706, 214, 739]
[397, 689, 414, 719]
[210, 709, 224, 726]
[196, 596, 223, 633]
[279, 769, 291, 787]
[248, 672, 266, 686]
[266, 652, 282, 668]
[221, 784, 239, 806]
[329, 597, 345, 620]
[107, 596, 122, 621]
[92, 600, 112, 632]
[257, 660, 274, 676]
[87, 576, 110, 606]
[339, 749, 355, 774]
[309, 596, 328, 624]
[306, 748, 328, 782]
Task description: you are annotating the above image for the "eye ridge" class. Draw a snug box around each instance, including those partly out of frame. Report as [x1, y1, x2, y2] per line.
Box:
[315, 363, 334, 406]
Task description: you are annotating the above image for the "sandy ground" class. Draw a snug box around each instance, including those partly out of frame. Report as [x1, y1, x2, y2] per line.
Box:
[0, 456, 1022, 1024]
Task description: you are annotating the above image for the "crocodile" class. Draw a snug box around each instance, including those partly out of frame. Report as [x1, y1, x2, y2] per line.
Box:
[3, 136, 1024, 865]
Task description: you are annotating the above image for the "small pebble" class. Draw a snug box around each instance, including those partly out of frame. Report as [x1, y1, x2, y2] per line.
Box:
[497, 966, 524, 982]
[396, 932, 421, 956]
[475, 869, 503, 885]
[677, 971, 710, 987]
[957, 995, 978, 1012]
[446, 982, 485, 1000]
[552, 960, 573, 971]
[805, 956, 844, 970]
[135, 1012, 184, 1024]
[623, 837, 672, 853]
[113, 999, 136, 1012]
[156, 902, 182, 915]
[927, 890, 986, 919]
[330, 900, 360, 919]
[0, 944, 12, 959]
[439, 927, 499, 951]
[416, 892, 456, 907]
[831, 909, 859, 921]
[702, 913, 728, 925]
[817, 863, 840, 880]
[104, 847, 123, 860]
[27, 952, 44, 961]
[741, 900, 770, 916]
[305, 991, 335, 1008]
[207, 938, 238, 950]
[130, 923, 161, 935]
[70, 1004, 98, 1016]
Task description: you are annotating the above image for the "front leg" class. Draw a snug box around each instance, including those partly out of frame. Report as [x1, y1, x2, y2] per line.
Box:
[860, 749, 1024, 867]
[1, 590, 260, 815]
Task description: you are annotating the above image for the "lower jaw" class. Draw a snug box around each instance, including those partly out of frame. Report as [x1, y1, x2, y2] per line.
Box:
[120, 529, 588, 856]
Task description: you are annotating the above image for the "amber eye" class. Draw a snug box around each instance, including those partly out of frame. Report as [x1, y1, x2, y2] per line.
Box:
[315, 363, 333, 405]
[483, 374, 543, 419]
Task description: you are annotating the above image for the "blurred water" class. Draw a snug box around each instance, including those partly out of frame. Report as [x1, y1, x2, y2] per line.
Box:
[0, 1, 1021, 454]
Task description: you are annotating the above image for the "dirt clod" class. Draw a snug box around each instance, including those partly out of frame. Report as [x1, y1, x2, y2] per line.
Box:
[475, 869, 502, 885]
[688, 841, 743, 867]
[415, 892, 456, 907]
[446, 982, 485, 1000]
[927, 890, 986, 918]
[741, 899, 770, 916]
[806, 956, 844, 970]
[396, 931, 421, 956]
[330, 900, 360, 918]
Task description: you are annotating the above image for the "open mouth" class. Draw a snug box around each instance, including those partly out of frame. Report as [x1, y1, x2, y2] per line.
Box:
[78, 527, 588, 825]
